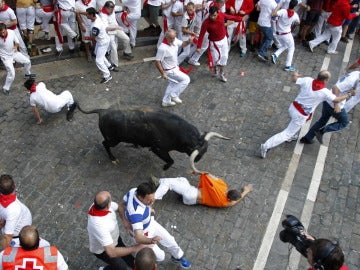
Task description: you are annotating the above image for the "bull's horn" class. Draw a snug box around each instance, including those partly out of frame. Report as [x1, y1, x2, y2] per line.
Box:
[204, 132, 231, 141]
[189, 150, 203, 174]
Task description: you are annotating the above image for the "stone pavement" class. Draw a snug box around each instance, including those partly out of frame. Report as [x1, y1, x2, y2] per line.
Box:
[0, 35, 359, 270]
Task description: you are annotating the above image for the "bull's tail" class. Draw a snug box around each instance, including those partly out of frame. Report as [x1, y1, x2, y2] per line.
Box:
[77, 103, 104, 115]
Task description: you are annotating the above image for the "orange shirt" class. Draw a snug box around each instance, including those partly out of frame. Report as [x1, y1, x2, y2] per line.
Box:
[198, 173, 228, 207]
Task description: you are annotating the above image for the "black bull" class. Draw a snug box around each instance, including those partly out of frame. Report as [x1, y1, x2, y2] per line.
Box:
[77, 105, 230, 170]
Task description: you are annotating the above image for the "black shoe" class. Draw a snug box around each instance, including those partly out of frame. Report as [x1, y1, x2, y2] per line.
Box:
[2, 88, 9, 95]
[340, 37, 349, 43]
[66, 101, 77, 121]
[108, 64, 119, 72]
[25, 73, 36, 79]
[302, 40, 309, 47]
[314, 130, 324, 144]
[300, 137, 314, 144]
[100, 76, 112, 84]
[123, 52, 134, 60]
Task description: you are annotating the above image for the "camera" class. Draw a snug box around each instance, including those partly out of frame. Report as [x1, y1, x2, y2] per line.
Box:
[279, 215, 313, 257]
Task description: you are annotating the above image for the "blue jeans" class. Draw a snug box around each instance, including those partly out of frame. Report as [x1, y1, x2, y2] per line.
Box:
[304, 101, 349, 140]
[259, 26, 273, 57]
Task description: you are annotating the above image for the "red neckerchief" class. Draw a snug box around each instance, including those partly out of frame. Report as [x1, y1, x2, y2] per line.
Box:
[0, 4, 9, 12]
[0, 193, 16, 208]
[162, 38, 171, 45]
[1, 30, 8, 42]
[29, 83, 37, 94]
[312, 79, 325, 91]
[82, 0, 91, 6]
[88, 205, 111, 216]
[287, 9, 294, 18]
[101, 7, 109, 15]
[188, 12, 195, 20]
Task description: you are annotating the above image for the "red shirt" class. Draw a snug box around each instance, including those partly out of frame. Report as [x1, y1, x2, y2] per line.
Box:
[225, 0, 254, 15]
[197, 12, 242, 48]
[308, 265, 349, 270]
[327, 0, 358, 26]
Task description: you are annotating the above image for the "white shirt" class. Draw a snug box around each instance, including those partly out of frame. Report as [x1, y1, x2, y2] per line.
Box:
[75, 0, 96, 28]
[0, 30, 18, 59]
[329, 71, 360, 108]
[0, 198, 32, 237]
[99, 10, 120, 35]
[257, 0, 277, 27]
[295, 77, 337, 115]
[181, 11, 200, 38]
[91, 15, 110, 45]
[29, 82, 65, 113]
[122, 0, 141, 14]
[148, 0, 161, 7]
[276, 9, 299, 33]
[155, 37, 183, 70]
[57, 0, 75, 10]
[0, 7, 17, 26]
[87, 202, 120, 254]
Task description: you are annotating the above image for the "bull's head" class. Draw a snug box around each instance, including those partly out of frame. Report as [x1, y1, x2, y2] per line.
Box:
[190, 132, 230, 173]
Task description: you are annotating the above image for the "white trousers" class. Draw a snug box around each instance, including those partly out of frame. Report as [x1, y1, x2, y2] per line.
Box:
[155, 177, 198, 205]
[314, 11, 332, 38]
[163, 67, 190, 103]
[35, 9, 54, 32]
[109, 29, 132, 66]
[227, 21, 247, 53]
[344, 95, 360, 112]
[263, 103, 307, 150]
[177, 40, 196, 65]
[16, 6, 36, 30]
[138, 217, 184, 261]
[14, 29, 28, 56]
[189, 32, 209, 62]
[55, 9, 77, 51]
[310, 24, 342, 54]
[95, 41, 111, 78]
[274, 33, 295, 67]
[50, 90, 74, 113]
[209, 37, 229, 66]
[120, 12, 141, 47]
[2, 53, 31, 90]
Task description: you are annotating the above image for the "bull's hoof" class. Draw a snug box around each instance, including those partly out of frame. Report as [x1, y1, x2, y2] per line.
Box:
[111, 159, 120, 165]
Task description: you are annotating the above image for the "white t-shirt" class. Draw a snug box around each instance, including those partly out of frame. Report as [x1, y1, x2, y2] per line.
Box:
[257, 0, 277, 27]
[171, 0, 185, 27]
[57, 0, 75, 10]
[75, 0, 96, 28]
[295, 77, 336, 115]
[87, 202, 120, 254]
[0, 198, 32, 237]
[329, 71, 360, 108]
[276, 9, 299, 33]
[155, 37, 183, 70]
[91, 15, 110, 45]
[122, 0, 141, 14]
[181, 11, 200, 38]
[0, 8, 17, 27]
[0, 30, 19, 59]
[29, 82, 65, 113]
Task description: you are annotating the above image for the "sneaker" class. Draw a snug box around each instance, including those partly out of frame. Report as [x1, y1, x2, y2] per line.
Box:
[257, 54, 267, 62]
[66, 101, 77, 121]
[260, 144, 267, 158]
[327, 51, 339, 55]
[188, 59, 200, 66]
[100, 76, 112, 84]
[300, 137, 314, 144]
[161, 101, 176, 107]
[57, 49, 63, 57]
[286, 134, 298, 142]
[171, 96, 182, 104]
[150, 175, 160, 187]
[240, 52, 246, 57]
[219, 73, 227, 82]
[171, 256, 191, 269]
[25, 73, 36, 79]
[283, 66, 296, 72]
[314, 130, 324, 144]
[108, 64, 119, 72]
[271, 54, 277, 64]
[308, 42, 314, 53]
[340, 37, 349, 43]
[98, 267, 104, 270]
[123, 52, 134, 60]
[2, 88, 9, 95]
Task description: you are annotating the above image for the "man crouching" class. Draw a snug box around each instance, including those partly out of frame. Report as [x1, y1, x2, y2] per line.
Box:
[23, 78, 77, 124]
